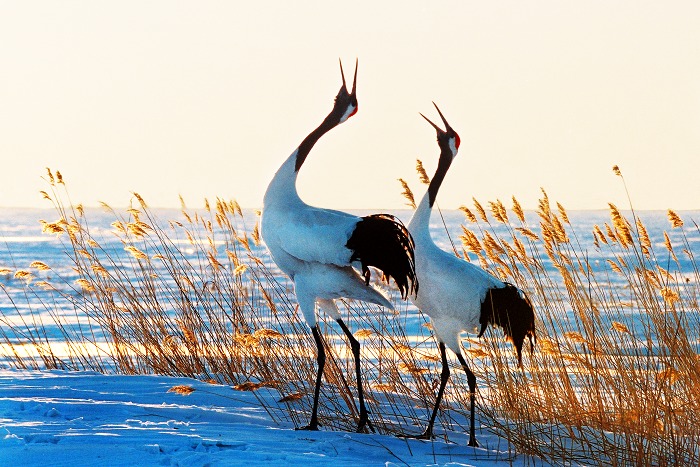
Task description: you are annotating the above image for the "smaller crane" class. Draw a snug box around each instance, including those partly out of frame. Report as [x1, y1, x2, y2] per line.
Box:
[407, 103, 536, 447]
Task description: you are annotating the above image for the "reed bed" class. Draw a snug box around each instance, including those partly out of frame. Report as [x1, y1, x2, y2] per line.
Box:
[0, 167, 698, 466]
[439, 167, 700, 466]
[0, 169, 453, 436]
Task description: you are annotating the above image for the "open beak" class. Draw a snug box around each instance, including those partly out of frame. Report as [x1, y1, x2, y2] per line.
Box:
[339, 58, 347, 92]
[420, 102, 453, 135]
[339, 58, 358, 97]
[351, 58, 358, 97]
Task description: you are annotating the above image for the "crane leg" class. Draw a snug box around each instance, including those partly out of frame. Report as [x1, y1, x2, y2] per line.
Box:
[400, 341, 449, 440]
[298, 325, 325, 431]
[337, 318, 375, 434]
[423, 342, 450, 438]
[456, 352, 479, 447]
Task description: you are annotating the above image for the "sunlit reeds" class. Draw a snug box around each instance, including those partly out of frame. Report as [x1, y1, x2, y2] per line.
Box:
[0, 167, 698, 466]
[0, 169, 450, 435]
[456, 167, 700, 466]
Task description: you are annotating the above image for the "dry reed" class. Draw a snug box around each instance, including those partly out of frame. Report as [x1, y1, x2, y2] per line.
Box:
[0, 168, 698, 466]
[0, 169, 452, 436]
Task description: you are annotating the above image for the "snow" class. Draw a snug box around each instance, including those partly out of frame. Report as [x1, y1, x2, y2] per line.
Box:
[0, 369, 523, 467]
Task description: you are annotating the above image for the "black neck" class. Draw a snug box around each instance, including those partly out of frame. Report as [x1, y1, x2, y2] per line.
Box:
[427, 147, 453, 207]
[294, 114, 341, 172]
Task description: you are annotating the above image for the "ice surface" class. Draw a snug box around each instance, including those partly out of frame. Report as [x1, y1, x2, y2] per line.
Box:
[0, 369, 521, 466]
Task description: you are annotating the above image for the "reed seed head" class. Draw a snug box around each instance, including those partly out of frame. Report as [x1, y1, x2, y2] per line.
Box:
[234, 333, 259, 347]
[538, 338, 558, 355]
[516, 227, 539, 241]
[278, 392, 304, 403]
[372, 383, 395, 392]
[252, 223, 261, 245]
[556, 202, 569, 225]
[91, 264, 109, 277]
[592, 225, 608, 246]
[489, 200, 509, 223]
[473, 198, 487, 222]
[660, 287, 680, 305]
[636, 218, 651, 251]
[40, 220, 66, 235]
[459, 205, 478, 223]
[609, 203, 633, 247]
[601, 224, 615, 244]
[254, 328, 283, 339]
[45, 167, 54, 185]
[398, 362, 428, 375]
[75, 278, 94, 292]
[607, 259, 623, 274]
[124, 246, 148, 260]
[416, 159, 430, 185]
[667, 210, 683, 228]
[656, 368, 680, 385]
[663, 232, 679, 262]
[460, 226, 482, 254]
[611, 321, 630, 334]
[398, 178, 416, 209]
[30, 261, 51, 271]
[233, 200, 243, 217]
[168, 385, 195, 395]
[465, 347, 489, 358]
[234, 382, 265, 391]
[537, 188, 551, 219]
[132, 192, 147, 208]
[563, 331, 586, 344]
[512, 196, 525, 223]
[14, 270, 33, 282]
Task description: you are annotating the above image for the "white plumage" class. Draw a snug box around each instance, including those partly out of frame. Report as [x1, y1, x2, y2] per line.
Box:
[260, 61, 417, 433]
[410, 231, 502, 351]
[406, 103, 536, 447]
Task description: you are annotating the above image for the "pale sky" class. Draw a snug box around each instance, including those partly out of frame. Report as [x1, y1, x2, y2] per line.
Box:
[1, 1, 699, 211]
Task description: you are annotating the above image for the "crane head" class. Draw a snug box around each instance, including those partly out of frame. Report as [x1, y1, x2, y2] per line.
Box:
[333, 58, 358, 124]
[420, 102, 460, 158]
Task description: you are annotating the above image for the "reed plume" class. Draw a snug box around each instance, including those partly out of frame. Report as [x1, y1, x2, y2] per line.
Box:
[415, 159, 430, 185]
[0, 168, 696, 466]
[397, 178, 416, 209]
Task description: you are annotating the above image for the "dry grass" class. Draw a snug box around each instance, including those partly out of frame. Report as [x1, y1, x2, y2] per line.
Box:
[0, 169, 450, 435]
[1, 167, 698, 466]
[450, 171, 700, 466]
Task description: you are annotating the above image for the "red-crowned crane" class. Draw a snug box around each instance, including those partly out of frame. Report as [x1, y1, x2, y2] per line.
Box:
[260, 60, 417, 433]
[406, 103, 536, 447]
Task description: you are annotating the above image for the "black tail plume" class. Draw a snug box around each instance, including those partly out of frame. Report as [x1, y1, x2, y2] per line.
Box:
[346, 214, 417, 299]
[478, 283, 536, 365]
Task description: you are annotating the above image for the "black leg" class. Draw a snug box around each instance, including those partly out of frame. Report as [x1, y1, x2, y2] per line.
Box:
[423, 342, 450, 438]
[298, 325, 325, 431]
[456, 352, 479, 447]
[337, 318, 375, 433]
[401, 341, 450, 440]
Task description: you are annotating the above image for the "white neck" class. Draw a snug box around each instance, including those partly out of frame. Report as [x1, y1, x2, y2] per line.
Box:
[263, 149, 304, 208]
[408, 190, 433, 243]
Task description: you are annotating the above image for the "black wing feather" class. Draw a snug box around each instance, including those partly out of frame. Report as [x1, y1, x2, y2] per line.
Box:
[346, 214, 417, 299]
[478, 283, 536, 364]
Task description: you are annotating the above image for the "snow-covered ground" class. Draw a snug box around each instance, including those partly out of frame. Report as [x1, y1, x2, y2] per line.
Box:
[0, 369, 526, 467]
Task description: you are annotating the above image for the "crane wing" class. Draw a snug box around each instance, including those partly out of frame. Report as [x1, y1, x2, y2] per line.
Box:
[416, 245, 502, 317]
[267, 205, 360, 267]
